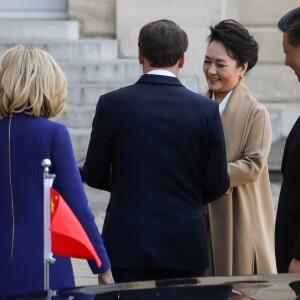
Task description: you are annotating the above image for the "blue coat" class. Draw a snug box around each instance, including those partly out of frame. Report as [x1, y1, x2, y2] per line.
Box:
[84, 74, 229, 271]
[0, 113, 110, 296]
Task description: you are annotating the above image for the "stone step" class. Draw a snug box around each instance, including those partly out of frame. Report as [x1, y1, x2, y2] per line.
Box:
[57, 59, 300, 103]
[0, 0, 68, 20]
[70, 141, 286, 172]
[67, 77, 199, 105]
[0, 38, 118, 62]
[61, 59, 142, 83]
[69, 128, 92, 163]
[62, 60, 201, 89]
[68, 82, 135, 105]
[60, 75, 199, 162]
[55, 76, 200, 130]
[54, 105, 95, 129]
[66, 103, 300, 167]
[69, 126, 288, 170]
[0, 20, 79, 40]
[66, 107, 297, 166]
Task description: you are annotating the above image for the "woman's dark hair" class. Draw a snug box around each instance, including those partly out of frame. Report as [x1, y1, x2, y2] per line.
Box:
[138, 19, 188, 68]
[206, 19, 258, 73]
[278, 7, 300, 47]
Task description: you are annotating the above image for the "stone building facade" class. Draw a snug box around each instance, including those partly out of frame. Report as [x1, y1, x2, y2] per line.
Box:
[0, 0, 299, 169]
[69, 0, 300, 169]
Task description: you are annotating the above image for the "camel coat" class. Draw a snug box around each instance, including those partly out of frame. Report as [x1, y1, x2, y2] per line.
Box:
[205, 79, 277, 276]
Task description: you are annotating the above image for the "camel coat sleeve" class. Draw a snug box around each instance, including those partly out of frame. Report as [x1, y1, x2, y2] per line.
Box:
[227, 103, 272, 188]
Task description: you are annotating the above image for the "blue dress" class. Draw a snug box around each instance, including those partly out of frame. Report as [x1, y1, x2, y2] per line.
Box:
[0, 113, 110, 296]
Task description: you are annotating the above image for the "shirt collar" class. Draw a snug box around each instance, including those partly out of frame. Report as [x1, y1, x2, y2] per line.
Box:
[212, 90, 233, 115]
[147, 70, 176, 77]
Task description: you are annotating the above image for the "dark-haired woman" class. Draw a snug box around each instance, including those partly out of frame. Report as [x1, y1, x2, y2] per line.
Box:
[202, 19, 277, 276]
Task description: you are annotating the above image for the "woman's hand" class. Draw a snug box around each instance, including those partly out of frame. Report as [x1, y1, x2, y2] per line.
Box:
[98, 268, 115, 284]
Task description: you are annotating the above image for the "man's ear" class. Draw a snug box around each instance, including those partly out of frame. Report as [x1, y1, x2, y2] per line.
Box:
[138, 48, 144, 65]
[178, 52, 185, 68]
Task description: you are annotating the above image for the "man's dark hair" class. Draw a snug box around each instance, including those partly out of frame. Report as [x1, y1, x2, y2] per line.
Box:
[278, 7, 300, 47]
[138, 19, 188, 68]
[206, 19, 258, 73]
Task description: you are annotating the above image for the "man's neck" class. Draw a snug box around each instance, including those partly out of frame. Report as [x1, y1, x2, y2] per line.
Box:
[142, 65, 179, 77]
[146, 70, 176, 77]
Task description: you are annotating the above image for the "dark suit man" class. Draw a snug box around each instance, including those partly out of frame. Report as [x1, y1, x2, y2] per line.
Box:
[275, 7, 300, 273]
[83, 19, 229, 282]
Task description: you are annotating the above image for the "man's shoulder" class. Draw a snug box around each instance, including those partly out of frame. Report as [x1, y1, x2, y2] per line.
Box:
[185, 90, 218, 108]
[98, 78, 217, 110]
[101, 82, 138, 99]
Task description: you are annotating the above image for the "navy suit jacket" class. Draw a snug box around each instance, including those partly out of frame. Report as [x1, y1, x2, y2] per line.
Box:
[0, 113, 110, 296]
[276, 116, 300, 272]
[84, 74, 229, 271]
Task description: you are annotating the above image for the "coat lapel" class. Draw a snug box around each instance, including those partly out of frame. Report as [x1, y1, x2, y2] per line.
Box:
[205, 79, 255, 161]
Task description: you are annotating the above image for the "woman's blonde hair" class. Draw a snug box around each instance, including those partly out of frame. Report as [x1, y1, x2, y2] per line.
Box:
[0, 45, 67, 119]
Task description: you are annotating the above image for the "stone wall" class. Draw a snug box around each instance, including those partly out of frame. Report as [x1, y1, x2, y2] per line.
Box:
[69, 0, 300, 101]
[68, 0, 300, 168]
[68, 0, 299, 84]
[68, 0, 300, 93]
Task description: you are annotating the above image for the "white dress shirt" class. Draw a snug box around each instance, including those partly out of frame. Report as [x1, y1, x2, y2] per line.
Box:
[147, 70, 176, 77]
[212, 90, 233, 115]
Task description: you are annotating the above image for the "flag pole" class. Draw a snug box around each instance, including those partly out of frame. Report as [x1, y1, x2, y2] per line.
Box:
[42, 159, 56, 291]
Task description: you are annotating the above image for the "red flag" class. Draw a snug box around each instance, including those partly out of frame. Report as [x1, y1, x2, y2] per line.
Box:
[49, 187, 101, 267]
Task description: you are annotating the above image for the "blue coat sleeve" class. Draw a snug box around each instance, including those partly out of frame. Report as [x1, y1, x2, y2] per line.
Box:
[50, 123, 111, 273]
[83, 97, 112, 191]
[202, 105, 229, 204]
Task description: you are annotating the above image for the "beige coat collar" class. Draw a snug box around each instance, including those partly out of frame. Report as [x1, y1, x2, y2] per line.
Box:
[205, 79, 255, 160]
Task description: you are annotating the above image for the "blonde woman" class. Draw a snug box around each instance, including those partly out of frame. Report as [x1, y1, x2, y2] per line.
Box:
[0, 46, 113, 296]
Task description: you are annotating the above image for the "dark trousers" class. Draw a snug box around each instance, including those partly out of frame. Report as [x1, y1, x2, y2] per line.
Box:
[111, 266, 205, 283]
